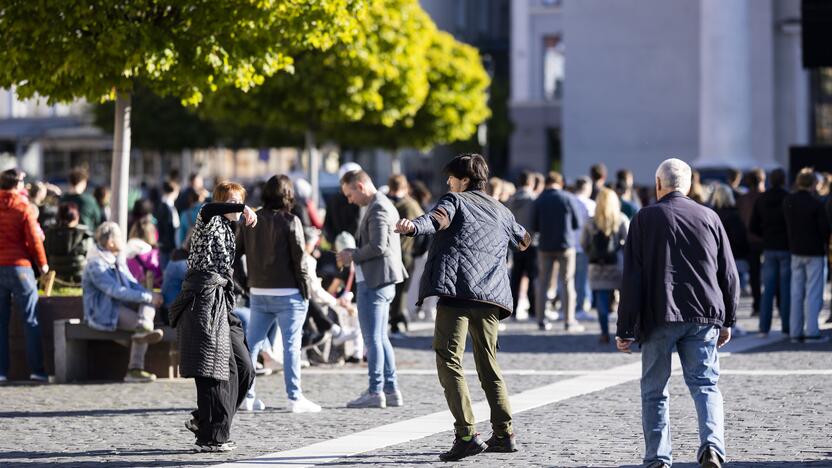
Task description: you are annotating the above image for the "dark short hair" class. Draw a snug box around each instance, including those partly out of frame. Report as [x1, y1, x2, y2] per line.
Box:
[262, 175, 294, 210]
[443, 153, 488, 191]
[769, 168, 786, 189]
[545, 171, 563, 186]
[796, 167, 817, 190]
[518, 171, 533, 187]
[340, 170, 372, 187]
[727, 168, 742, 183]
[162, 180, 179, 195]
[0, 168, 23, 190]
[56, 202, 80, 227]
[387, 174, 408, 193]
[574, 176, 591, 193]
[68, 167, 89, 186]
[616, 169, 633, 182]
[589, 163, 607, 182]
[747, 168, 766, 186]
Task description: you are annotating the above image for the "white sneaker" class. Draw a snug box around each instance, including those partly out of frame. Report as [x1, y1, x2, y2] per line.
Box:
[240, 397, 266, 412]
[332, 327, 358, 346]
[288, 395, 322, 413]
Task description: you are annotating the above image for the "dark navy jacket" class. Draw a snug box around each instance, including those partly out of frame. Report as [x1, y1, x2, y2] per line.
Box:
[531, 188, 580, 252]
[617, 192, 739, 341]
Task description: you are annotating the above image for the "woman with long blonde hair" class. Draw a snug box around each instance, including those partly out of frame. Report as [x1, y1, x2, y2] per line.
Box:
[581, 188, 629, 342]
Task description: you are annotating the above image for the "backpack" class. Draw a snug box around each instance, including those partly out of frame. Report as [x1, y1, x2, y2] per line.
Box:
[588, 229, 619, 265]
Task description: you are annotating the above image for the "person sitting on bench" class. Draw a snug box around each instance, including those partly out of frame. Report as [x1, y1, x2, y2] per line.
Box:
[82, 222, 165, 383]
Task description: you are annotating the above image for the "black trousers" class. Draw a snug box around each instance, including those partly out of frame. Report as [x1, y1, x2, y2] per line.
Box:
[748, 246, 762, 313]
[192, 320, 254, 444]
[390, 258, 415, 332]
[510, 246, 538, 319]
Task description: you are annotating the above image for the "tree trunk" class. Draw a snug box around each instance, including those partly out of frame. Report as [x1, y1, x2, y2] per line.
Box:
[305, 130, 320, 209]
[110, 91, 132, 238]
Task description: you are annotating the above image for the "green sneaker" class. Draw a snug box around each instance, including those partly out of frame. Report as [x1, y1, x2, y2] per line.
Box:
[124, 369, 157, 383]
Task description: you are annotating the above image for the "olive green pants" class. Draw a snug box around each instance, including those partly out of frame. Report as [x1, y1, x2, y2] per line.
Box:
[433, 304, 513, 437]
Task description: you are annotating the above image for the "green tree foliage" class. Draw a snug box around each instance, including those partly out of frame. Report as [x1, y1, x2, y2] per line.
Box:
[0, 0, 365, 105]
[203, 0, 434, 135]
[338, 30, 491, 151]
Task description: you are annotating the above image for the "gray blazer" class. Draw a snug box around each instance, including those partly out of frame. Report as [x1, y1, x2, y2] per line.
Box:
[352, 192, 407, 289]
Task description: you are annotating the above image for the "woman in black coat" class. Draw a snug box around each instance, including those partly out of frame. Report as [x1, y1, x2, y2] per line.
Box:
[169, 182, 257, 452]
[710, 183, 750, 262]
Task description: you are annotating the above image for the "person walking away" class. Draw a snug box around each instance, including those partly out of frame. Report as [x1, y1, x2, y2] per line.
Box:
[531, 172, 583, 331]
[168, 182, 258, 452]
[395, 153, 530, 462]
[736, 169, 765, 316]
[750, 168, 791, 336]
[61, 167, 102, 231]
[572, 176, 596, 320]
[617, 158, 737, 468]
[0, 169, 49, 382]
[155, 181, 180, 269]
[507, 171, 538, 320]
[336, 170, 407, 409]
[581, 188, 627, 343]
[386, 174, 424, 336]
[782, 168, 830, 343]
[237, 175, 322, 413]
[82, 222, 165, 383]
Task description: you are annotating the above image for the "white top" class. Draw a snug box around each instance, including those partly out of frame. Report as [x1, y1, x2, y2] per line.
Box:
[250, 287, 301, 296]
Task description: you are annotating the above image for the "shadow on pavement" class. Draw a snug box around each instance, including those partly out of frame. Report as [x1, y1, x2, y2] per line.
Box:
[616, 462, 832, 468]
[0, 407, 187, 419]
[392, 333, 622, 354]
[0, 448, 216, 467]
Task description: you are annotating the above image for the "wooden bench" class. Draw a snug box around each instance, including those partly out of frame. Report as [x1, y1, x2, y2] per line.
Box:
[53, 319, 179, 383]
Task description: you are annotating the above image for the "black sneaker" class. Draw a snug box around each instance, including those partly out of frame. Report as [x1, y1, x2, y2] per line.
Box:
[699, 447, 722, 468]
[483, 433, 518, 453]
[439, 434, 487, 462]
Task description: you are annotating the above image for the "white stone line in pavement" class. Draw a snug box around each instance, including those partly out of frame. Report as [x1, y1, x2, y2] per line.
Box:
[215, 334, 783, 468]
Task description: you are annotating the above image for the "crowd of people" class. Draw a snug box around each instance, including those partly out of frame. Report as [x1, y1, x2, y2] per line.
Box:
[0, 153, 830, 463]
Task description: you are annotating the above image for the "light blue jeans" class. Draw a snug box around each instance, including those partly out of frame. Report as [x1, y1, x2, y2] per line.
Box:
[0, 266, 44, 377]
[641, 322, 725, 466]
[357, 282, 398, 394]
[790, 255, 826, 339]
[246, 293, 308, 401]
[759, 250, 790, 334]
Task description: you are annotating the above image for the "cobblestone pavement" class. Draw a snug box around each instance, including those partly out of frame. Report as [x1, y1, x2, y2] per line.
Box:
[1, 298, 831, 467]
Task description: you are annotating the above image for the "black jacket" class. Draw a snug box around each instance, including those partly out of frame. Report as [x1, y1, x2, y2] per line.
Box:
[43, 225, 93, 283]
[154, 202, 177, 254]
[531, 188, 580, 252]
[749, 188, 789, 251]
[410, 190, 530, 319]
[323, 192, 360, 243]
[783, 190, 829, 257]
[617, 192, 739, 341]
[169, 269, 235, 381]
[714, 207, 749, 260]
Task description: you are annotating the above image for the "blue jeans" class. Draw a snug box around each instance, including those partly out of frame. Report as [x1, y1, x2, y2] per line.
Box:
[234, 307, 276, 351]
[0, 266, 44, 377]
[357, 282, 398, 394]
[574, 252, 590, 312]
[246, 293, 308, 401]
[759, 250, 790, 334]
[641, 323, 725, 466]
[790, 255, 826, 339]
[594, 289, 612, 336]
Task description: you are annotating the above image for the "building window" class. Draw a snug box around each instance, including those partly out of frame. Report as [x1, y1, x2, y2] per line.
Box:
[543, 34, 564, 101]
[812, 68, 832, 144]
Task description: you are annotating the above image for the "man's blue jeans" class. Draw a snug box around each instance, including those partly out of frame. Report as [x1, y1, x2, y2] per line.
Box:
[0, 266, 44, 377]
[790, 255, 826, 339]
[641, 323, 725, 466]
[574, 251, 590, 312]
[357, 282, 398, 394]
[594, 289, 612, 336]
[759, 250, 790, 334]
[246, 293, 308, 401]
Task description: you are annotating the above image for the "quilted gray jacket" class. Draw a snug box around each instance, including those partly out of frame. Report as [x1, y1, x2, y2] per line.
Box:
[169, 269, 234, 381]
[411, 190, 530, 319]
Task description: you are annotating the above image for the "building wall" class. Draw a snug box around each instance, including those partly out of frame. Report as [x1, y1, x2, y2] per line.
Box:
[562, 0, 700, 184]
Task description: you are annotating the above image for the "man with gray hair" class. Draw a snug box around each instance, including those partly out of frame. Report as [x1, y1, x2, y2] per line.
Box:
[617, 158, 738, 468]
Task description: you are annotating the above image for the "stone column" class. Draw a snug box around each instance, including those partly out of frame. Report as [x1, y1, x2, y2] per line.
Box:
[697, 0, 761, 168]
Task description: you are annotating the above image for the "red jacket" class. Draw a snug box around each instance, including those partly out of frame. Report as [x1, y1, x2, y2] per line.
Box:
[0, 190, 47, 268]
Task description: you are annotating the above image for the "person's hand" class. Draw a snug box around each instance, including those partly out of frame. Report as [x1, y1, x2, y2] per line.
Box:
[395, 218, 415, 235]
[616, 337, 634, 353]
[336, 249, 354, 269]
[41, 264, 49, 275]
[151, 292, 164, 308]
[242, 205, 258, 227]
[717, 327, 732, 348]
